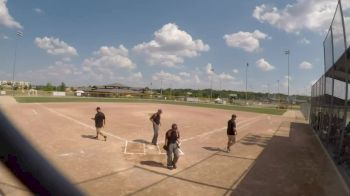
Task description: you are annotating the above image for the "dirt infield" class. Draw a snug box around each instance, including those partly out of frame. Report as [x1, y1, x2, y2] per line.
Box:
[0, 102, 348, 195]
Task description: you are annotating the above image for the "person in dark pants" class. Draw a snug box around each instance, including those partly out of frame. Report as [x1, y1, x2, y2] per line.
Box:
[227, 114, 237, 152]
[150, 109, 162, 145]
[91, 107, 107, 141]
[164, 124, 180, 169]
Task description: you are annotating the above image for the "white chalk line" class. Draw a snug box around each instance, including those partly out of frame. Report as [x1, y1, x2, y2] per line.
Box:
[181, 115, 263, 142]
[36, 103, 127, 142]
[36, 103, 261, 157]
[32, 109, 38, 115]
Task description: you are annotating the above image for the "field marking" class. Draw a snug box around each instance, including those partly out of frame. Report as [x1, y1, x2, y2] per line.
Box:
[181, 115, 263, 142]
[32, 109, 38, 115]
[123, 140, 146, 155]
[36, 103, 128, 142]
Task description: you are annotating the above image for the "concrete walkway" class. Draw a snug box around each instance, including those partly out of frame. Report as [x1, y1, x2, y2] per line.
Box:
[230, 119, 349, 196]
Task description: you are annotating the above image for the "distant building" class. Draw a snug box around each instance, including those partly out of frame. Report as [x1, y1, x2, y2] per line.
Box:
[0, 80, 31, 88]
[78, 82, 144, 97]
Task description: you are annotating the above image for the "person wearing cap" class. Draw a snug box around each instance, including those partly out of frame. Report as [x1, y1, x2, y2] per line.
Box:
[150, 109, 162, 145]
[164, 123, 180, 169]
[226, 114, 237, 152]
[91, 107, 107, 141]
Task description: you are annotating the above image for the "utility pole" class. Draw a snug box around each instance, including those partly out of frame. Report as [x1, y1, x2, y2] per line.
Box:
[160, 78, 163, 98]
[245, 63, 248, 105]
[285, 50, 290, 109]
[210, 68, 214, 102]
[12, 31, 23, 95]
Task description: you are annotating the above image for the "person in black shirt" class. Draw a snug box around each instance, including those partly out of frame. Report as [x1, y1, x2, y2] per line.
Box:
[164, 124, 180, 169]
[226, 114, 237, 152]
[150, 109, 162, 145]
[91, 107, 107, 141]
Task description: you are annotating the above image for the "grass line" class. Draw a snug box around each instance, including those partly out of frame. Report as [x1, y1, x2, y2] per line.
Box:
[14, 96, 286, 115]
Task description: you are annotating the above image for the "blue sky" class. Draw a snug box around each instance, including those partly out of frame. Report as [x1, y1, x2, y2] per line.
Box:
[0, 0, 340, 95]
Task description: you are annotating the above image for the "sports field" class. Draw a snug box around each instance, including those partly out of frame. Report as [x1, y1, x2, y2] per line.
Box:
[0, 98, 348, 195]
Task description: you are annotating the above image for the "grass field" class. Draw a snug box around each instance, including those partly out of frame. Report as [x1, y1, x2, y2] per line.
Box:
[15, 96, 287, 115]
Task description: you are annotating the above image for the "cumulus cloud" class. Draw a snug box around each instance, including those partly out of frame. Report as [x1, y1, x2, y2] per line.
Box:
[2, 34, 8, 39]
[129, 72, 143, 81]
[0, 0, 22, 29]
[223, 30, 268, 52]
[133, 23, 209, 67]
[82, 45, 136, 77]
[152, 70, 182, 82]
[253, 1, 339, 33]
[256, 58, 275, 71]
[205, 63, 215, 75]
[283, 75, 293, 88]
[298, 38, 310, 45]
[194, 75, 200, 84]
[34, 37, 78, 58]
[34, 8, 44, 15]
[299, 61, 313, 69]
[233, 69, 239, 74]
[218, 73, 234, 81]
[179, 72, 190, 77]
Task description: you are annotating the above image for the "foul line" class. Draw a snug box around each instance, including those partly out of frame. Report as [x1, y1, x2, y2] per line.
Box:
[36, 103, 127, 142]
[182, 115, 263, 142]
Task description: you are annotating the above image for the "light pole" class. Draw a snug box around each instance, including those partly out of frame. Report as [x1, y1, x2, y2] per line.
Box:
[277, 79, 280, 105]
[160, 78, 163, 98]
[284, 50, 290, 108]
[12, 31, 23, 95]
[210, 68, 214, 102]
[245, 63, 248, 105]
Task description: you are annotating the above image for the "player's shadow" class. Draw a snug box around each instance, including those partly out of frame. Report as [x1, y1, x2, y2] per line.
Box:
[133, 139, 152, 145]
[81, 134, 97, 140]
[202, 146, 227, 152]
[140, 161, 167, 168]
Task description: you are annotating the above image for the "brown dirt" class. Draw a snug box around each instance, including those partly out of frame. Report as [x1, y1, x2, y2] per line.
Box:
[0, 102, 348, 196]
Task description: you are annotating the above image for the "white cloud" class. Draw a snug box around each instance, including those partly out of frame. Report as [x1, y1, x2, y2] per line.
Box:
[129, 72, 143, 81]
[152, 70, 182, 82]
[233, 69, 239, 74]
[82, 45, 136, 76]
[2, 34, 8, 39]
[283, 75, 292, 87]
[253, 1, 338, 33]
[218, 73, 234, 81]
[179, 72, 190, 77]
[299, 61, 313, 69]
[298, 38, 310, 45]
[34, 8, 44, 15]
[205, 63, 215, 75]
[194, 75, 200, 84]
[133, 23, 209, 67]
[223, 30, 268, 52]
[256, 58, 275, 71]
[0, 0, 22, 29]
[34, 37, 78, 58]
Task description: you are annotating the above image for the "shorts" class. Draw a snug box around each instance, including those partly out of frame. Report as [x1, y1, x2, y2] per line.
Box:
[227, 135, 236, 142]
[96, 127, 102, 133]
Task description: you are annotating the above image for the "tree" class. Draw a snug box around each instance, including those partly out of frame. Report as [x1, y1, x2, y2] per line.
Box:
[58, 82, 66, 92]
[44, 82, 54, 91]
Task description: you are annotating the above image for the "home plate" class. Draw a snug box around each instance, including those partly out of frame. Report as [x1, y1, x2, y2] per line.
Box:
[124, 141, 145, 155]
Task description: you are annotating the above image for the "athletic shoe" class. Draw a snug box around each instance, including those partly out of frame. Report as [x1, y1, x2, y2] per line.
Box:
[167, 166, 173, 170]
[104, 136, 107, 141]
[226, 147, 230, 153]
[173, 164, 177, 169]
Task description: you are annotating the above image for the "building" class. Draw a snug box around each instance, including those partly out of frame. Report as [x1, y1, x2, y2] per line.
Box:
[310, 0, 350, 184]
[78, 82, 144, 97]
[0, 80, 31, 88]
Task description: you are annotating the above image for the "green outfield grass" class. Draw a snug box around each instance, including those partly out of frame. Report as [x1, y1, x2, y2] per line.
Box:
[15, 96, 287, 115]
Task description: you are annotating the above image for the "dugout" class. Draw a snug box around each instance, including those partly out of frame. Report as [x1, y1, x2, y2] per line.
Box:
[310, 0, 350, 180]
